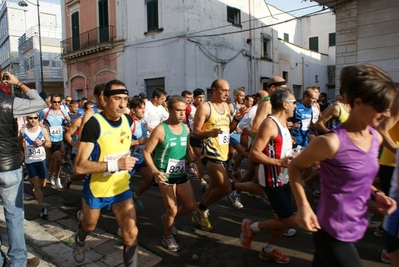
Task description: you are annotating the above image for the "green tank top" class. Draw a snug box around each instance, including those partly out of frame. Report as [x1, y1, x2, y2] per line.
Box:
[154, 122, 188, 179]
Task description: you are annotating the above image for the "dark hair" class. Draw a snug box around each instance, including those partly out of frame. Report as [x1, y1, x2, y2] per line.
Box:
[167, 95, 186, 110]
[340, 64, 397, 112]
[104, 80, 126, 97]
[80, 97, 88, 102]
[271, 88, 293, 110]
[51, 94, 62, 101]
[83, 100, 95, 110]
[193, 88, 205, 97]
[303, 88, 314, 98]
[245, 95, 254, 101]
[129, 98, 145, 109]
[152, 87, 166, 99]
[94, 83, 106, 96]
[69, 100, 78, 105]
[181, 90, 192, 97]
[320, 92, 328, 98]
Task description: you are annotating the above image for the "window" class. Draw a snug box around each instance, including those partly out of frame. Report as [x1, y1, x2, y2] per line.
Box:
[329, 33, 336, 47]
[206, 88, 212, 101]
[71, 12, 80, 51]
[145, 77, 164, 98]
[98, 0, 109, 42]
[227, 6, 241, 26]
[282, 71, 288, 82]
[42, 60, 50, 67]
[261, 34, 271, 60]
[284, 33, 289, 42]
[147, 0, 159, 32]
[309, 37, 318, 52]
[293, 84, 302, 99]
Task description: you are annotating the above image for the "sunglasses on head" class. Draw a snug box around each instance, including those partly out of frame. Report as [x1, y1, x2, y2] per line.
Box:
[28, 117, 38, 120]
[53, 101, 61, 104]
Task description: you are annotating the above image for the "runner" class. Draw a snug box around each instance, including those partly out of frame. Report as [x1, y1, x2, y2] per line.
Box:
[143, 95, 196, 251]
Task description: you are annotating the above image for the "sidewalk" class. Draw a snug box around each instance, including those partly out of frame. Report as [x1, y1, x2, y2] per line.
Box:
[0, 193, 162, 267]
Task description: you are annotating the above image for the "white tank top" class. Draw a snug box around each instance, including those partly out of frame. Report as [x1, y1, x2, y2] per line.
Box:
[23, 127, 46, 164]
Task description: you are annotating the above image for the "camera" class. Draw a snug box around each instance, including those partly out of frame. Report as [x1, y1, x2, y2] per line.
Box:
[2, 73, 9, 81]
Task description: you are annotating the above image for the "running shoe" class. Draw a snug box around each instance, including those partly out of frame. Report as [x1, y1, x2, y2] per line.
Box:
[259, 247, 290, 264]
[374, 225, 384, 237]
[162, 235, 180, 252]
[50, 176, 56, 186]
[229, 192, 244, 209]
[40, 207, 48, 218]
[55, 178, 63, 189]
[192, 204, 213, 231]
[116, 228, 123, 239]
[72, 231, 86, 263]
[133, 193, 144, 210]
[77, 210, 84, 222]
[240, 219, 256, 250]
[161, 215, 178, 236]
[381, 248, 390, 263]
[283, 228, 296, 237]
[201, 181, 209, 192]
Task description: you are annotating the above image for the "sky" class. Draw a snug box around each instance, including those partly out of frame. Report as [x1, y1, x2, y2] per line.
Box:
[265, 0, 325, 17]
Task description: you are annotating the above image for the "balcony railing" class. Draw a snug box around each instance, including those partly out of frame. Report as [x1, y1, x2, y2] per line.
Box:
[61, 25, 116, 55]
[15, 68, 63, 80]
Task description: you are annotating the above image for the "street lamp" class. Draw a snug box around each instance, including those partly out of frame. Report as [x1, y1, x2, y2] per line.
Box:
[18, 0, 44, 93]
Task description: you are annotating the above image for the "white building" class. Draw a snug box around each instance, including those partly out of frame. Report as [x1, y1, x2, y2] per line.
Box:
[0, 0, 63, 94]
[118, 0, 336, 99]
[313, 0, 399, 87]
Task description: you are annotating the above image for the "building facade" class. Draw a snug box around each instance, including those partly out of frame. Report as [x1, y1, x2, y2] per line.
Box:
[62, 0, 336, 99]
[0, 0, 63, 95]
[314, 0, 399, 87]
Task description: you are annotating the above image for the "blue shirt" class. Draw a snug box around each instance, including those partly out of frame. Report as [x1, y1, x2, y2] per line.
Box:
[39, 108, 68, 142]
[290, 102, 313, 148]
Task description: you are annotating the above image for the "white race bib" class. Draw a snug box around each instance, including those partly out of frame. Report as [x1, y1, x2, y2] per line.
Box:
[166, 159, 185, 174]
[132, 145, 145, 155]
[26, 146, 44, 157]
[301, 118, 311, 131]
[218, 131, 230, 144]
[50, 126, 62, 137]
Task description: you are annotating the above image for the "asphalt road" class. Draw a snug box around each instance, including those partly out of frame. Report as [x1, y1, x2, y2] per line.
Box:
[23, 161, 388, 267]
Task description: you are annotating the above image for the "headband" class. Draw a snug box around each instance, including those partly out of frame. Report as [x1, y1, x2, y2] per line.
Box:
[269, 81, 287, 87]
[103, 89, 129, 97]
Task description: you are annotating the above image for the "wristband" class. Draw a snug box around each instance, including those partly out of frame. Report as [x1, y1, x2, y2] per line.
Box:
[233, 116, 240, 122]
[107, 160, 118, 173]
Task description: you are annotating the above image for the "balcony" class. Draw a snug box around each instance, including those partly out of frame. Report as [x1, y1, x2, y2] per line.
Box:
[15, 67, 63, 81]
[61, 25, 116, 60]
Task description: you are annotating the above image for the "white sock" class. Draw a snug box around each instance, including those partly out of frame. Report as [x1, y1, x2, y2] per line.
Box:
[263, 243, 275, 253]
[249, 222, 260, 233]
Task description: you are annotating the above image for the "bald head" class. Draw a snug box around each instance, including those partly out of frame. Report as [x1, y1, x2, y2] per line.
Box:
[211, 79, 228, 89]
[267, 76, 287, 96]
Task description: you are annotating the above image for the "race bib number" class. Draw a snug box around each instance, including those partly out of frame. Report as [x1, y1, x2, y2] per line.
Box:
[27, 147, 43, 157]
[50, 126, 62, 136]
[218, 131, 230, 144]
[301, 118, 311, 131]
[166, 159, 185, 174]
[133, 145, 144, 155]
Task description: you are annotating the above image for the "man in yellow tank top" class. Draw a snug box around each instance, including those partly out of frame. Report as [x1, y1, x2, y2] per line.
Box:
[73, 80, 139, 266]
[192, 79, 247, 231]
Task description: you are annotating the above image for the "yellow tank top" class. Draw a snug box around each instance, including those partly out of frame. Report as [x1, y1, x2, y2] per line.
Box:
[379, 121, 399, 166]
[90, 114, 132, 197]
[201, 102, 230, 161]
[337, 103, 350, 123]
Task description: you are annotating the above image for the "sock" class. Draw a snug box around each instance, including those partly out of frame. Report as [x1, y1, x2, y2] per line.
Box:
[78, 228, 89, 243]
[249, 222, 260, 233]
[123, 245, 138, 267]
[199, 202, 207, 211]
[263, 243, 275, 253]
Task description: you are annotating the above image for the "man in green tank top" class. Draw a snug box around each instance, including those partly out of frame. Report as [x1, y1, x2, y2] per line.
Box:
[143, 95, 197, 252]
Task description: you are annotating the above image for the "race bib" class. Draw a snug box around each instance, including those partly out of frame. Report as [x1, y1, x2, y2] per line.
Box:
[27, 146, 44, 157]
[166, 159, 185, 174]
[301, 118, 311, 131]
[50, 126, 62, 137]
[132, 145, 145, 155]
[218, 131, 230, 144]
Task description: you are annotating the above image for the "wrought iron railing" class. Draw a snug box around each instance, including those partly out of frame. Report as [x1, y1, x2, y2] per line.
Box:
[61, 25, 116, 55]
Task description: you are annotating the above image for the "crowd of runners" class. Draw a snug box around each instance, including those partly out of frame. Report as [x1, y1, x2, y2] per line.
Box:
[13, 64, 399, 267]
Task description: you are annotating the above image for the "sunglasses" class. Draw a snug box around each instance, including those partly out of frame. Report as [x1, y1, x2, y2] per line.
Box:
[52, 101, 61, 104]
[28, 117, 38, 120]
